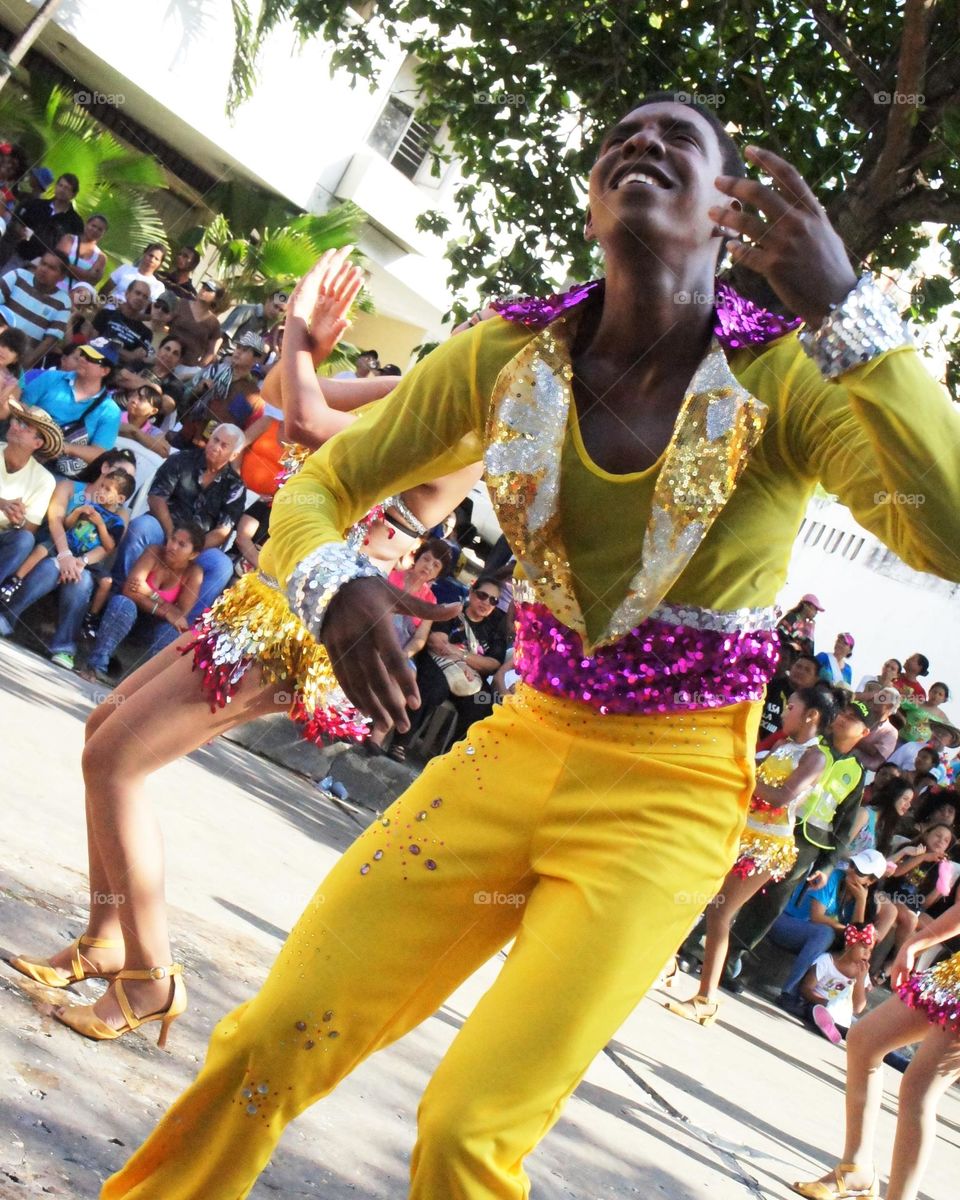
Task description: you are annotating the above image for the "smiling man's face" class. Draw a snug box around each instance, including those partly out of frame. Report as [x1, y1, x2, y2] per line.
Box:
[586, 101, 731, 264]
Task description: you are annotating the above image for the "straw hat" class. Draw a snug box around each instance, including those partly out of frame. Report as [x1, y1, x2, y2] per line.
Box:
[6, 397, 64, 461]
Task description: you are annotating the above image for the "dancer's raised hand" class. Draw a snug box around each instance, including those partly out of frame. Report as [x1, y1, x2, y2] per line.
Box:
[711, 146, 859, 328]
[287, 247, 364, 366]
[323, 578, 462, 732]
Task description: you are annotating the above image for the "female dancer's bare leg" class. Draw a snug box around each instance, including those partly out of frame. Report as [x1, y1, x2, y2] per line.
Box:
[698, 869, 772, 999]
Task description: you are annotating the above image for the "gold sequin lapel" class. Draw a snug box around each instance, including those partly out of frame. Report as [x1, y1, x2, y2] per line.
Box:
[484, 319, 768, 652]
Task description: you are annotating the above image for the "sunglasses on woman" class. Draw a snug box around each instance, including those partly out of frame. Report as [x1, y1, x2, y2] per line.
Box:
[473, 589, 498, 604]
[125, 386, 160, 400]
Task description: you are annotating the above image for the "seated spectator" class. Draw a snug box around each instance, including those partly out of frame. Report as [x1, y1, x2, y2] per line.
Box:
[334, 348, 379, 380]
[854, 686, 902, 771]
[60, 283, 99, 351]
[850, 777, 915, 859]
[146, 290, 178, 350]
[921, 681, 952, 724]
[56, 215, 108, 291]
[232, 495, 271, 573]
[0, 467, 134, 668]
[165, 281, 224, 373]
[145, 335, 186, 425]
[80, 522, 204, 682]
[364, 538, 451, 756]
[220, 288, 287, 354]
[855, 656, 901, 695]
[22, 339, 121, 476]
[173, 332, 265, 447]
[862, 760, 902, 803]
[0, 399, 61, 585]
[395, 575, 509, 759]
[1, 172, 82, 271]
[90, 279, 153, 365]
[0, 143, 28, 222]
[758, 652, 819, 742]
[100, 244, 166, 304]
[770, 849, 886, 1008]
[797, 924, 874, 1044]
[116, 373, 170, 457]
[0, 250, 71, 367]
[914, 791, 958, 833]
[156, 245, 200, 300]
[875, 823, 956, 977]
[239, 402, 285, 497]
[113, 423, 245, 629]
[0, 325, 28, 404]
[816, 632, 854, 686]
[18, 165, 55, 203]
[776, 593, 823, 658]
[895, 652, 930, 700]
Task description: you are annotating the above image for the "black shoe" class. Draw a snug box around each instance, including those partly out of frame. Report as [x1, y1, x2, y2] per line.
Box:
[775, 991, 807, 1018]
[719, 972, 746, 995]
[81, 612, 101, 641]
[0, 575, 23, 605]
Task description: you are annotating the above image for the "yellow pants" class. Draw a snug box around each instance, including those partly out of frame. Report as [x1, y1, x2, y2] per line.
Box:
[102, 686, 759, 1199]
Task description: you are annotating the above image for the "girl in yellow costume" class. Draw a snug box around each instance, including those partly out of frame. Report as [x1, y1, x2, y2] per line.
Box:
[8, 251, 477, 1043]
[666, 684, 835, 1025]
[793, 894, 960, 1200]
[104, 95, 960, 1199]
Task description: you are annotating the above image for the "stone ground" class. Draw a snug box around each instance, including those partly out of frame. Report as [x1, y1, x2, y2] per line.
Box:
[2, 635, 959, 1199]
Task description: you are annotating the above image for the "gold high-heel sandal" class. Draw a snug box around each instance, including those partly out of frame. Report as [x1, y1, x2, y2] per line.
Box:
[8, 934, 123, 989]
[791, 1163, 879, 1199]
[54, 964, 186, 1048]
[660, 955, 681, 990]
[665, 994, 720, 1026]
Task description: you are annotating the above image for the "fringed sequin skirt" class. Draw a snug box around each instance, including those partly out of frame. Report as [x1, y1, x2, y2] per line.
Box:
[731, 807, 798, 880]
[184, 571, 368, 743]
[896, 951, 960, 1033]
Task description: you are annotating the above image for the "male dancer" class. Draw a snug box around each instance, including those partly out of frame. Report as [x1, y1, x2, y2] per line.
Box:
[104, 94, 960, 1199]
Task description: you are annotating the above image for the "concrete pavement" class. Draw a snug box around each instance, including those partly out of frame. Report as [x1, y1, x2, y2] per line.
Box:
[1, 635, 958, 1199]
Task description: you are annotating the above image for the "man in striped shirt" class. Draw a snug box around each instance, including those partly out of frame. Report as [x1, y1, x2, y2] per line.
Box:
[0, 251, 71, 368]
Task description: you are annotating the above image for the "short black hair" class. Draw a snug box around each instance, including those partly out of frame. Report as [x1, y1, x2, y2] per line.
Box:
[143, 242, 166, 256]
[602, 91, 746, 179]
[173, 521, 206, 553]
[473, 575, 502, 594]
[103, 468, 136, 501]
[178, 246, 201, 269]
[58, 172, 80, 195]
[915, 653, 931, 676]
[792, 652, 819, 670]
[413, 537, 454, 572]
[930, 681, 950, 700]
[0, 326, 28, 361]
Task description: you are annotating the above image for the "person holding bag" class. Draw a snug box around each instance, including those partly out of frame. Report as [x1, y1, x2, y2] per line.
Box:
[21, 338, 121, 477]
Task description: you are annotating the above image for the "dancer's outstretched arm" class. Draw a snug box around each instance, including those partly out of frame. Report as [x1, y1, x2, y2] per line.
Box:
[891, 894, 960, 987]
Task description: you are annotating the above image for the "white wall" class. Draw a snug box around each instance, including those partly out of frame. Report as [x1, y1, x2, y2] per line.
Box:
[779, 498, 960, 723]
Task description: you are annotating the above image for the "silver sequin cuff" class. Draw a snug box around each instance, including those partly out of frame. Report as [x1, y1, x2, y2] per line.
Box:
[383, 494, 428, 537]
[798, 275, 911, 379]
[286, 542, 385, 642]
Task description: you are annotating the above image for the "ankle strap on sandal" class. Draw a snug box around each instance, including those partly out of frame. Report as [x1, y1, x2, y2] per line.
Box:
[117, 964, 183, 981]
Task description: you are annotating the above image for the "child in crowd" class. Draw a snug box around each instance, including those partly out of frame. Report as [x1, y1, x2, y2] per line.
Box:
[911, 745, 945, 785]
[0, 469, 134, 604]
[0, 324, 27, 401]
[799, 923, 874, 1044]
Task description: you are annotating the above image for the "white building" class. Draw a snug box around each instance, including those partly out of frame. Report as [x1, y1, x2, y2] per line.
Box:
[1, 0, 467, 364]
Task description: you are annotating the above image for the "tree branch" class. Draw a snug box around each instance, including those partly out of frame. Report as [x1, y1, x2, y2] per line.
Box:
[888, 188, 960, 226]
[868, 0, 936, 202]
[809, 0, 882, 94]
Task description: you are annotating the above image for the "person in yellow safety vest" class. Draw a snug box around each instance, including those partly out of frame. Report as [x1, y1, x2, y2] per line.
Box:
[723, 698, 877, 990]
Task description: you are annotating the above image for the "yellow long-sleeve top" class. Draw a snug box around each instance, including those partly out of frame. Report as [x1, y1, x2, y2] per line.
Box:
[264, 304, 960, 661]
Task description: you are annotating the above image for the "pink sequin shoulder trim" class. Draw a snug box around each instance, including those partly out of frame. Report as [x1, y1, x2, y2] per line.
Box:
[491, 280, 800, 350]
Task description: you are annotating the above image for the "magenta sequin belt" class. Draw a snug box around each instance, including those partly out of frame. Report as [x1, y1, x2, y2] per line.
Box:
[514, 601, 780, 715]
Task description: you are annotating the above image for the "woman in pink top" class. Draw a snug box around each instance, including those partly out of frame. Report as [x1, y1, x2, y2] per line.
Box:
[367, 536, 454, 755]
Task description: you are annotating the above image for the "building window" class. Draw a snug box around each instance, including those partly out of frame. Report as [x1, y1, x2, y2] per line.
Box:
[368, 96, 438, 179]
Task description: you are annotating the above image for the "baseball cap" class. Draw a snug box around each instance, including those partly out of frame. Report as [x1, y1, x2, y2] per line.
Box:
[31, 165, 55, 190]
[849, 849, 888, 880]
[801, 593, 825, 611]
[236, 331, 267, 356]
[839, 632, 855, 649]
[79, 337, 120, 366]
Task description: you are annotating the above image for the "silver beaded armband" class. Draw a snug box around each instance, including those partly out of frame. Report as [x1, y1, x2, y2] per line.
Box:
[382, 494, 428, 537]
[286, 541, 385, 642]
[798, 275, 912, 380]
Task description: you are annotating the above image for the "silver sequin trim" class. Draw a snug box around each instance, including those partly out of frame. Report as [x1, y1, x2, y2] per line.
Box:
[382, 494, 428, 537]
[286, 542, 384, 642]
[798, 275, 911, 379]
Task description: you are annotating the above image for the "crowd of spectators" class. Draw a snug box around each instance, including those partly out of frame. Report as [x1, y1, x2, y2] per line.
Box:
[676, 591, 960, 1046]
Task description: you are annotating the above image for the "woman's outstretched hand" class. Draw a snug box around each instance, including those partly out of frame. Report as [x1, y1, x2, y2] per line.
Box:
[323, 577, 462, 731]
[711, 146, 859, 328]
[287, 247, 365, 366]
